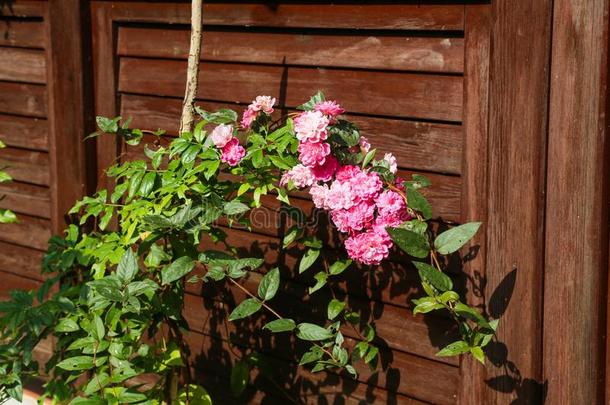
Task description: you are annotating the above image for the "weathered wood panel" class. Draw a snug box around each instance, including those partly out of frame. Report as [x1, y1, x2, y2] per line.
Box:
[0, 241, 44, 281]
[0, 47, 46, 84]
[118, 26, 465, 73]
[118, 58, 464, 122]
[0, 81, 47, 117]
[0, 114, 48, 151]
[0, 271, 41, 301]
[544, 0, 610, 403]
[0, 147, 49, 186]
[0, 213, 50, 251]
[0, 1, 44, 18]
[0, 20, 45, 48]
[0, 181, 50, 218]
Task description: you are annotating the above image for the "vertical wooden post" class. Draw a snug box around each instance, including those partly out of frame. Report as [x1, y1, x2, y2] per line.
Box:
[484, 0, 553, 403]
[544, 1, 610, 403]
[46, 0, 94, 233]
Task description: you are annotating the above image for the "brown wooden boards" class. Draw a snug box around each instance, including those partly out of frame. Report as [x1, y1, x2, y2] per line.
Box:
[0, 47, 46, 84]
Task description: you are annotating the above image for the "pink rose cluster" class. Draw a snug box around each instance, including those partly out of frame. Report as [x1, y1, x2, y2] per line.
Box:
[210, 124, 245, 167]
[282, 100, 408, 265]
[241, 95, 276, 129]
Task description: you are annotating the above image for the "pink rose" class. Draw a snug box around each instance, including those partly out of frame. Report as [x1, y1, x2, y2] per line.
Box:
[280, 164, 315, 189]
[220, 137, 246, 166]
[294, 111, 329, 143]
[349, 171, 382, 201]
[359, 136, 371, 154]
[384, 153, 398, 174]
[251, 95, 276, 114]
[331, 201, 375, 234]
[298, 141, 331, 167]
[309, 184, 330, 209]
[210, 124, 233, 148]
[345, 229, 392, 265]
[241, 108, 258, 129]
[335, 165, 361, 182]
[310, 156, 339, 182]
[375, 190, 406, 218]
[326, 180, 355, 211]
[314, 100, 345, 122]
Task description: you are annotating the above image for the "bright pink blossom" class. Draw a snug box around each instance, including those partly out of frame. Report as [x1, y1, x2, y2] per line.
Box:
[359, 137, 371, 153]
[220, 137, 245, 166]
[335, 165, 361, 182]
[314, 100, 345, 122]
[298, 141, 331, 167]
[331, 201, 375, 233]
[326, 180, 355, 211]
[210, 124, 233, 148]
[376, 190, 406, 218]
[310, 156, 339, 182]
[280, 164, 315, 189]
[345, 229, 392, 265]
[349, 171, 382, 201]
[309, 184, 330, 210]
[384, 153, 398, 174]
[294, 111, 329, 143]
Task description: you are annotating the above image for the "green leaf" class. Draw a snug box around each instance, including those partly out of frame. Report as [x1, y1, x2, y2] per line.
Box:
[263, 318, 296, 333]
[454, 302, 489, 328]
[439, 290, 460, 304]
[328, 259, 352, 275]
[309, 271, 328, 294]
[0, 170, 12, 182]
[299, 346, 324, 365]
[406, 188, 432, 220]
[56, 318, 80, 333]
[56, 356, 95, 371]
[364, 346, 379, 364]
[434, 222, 482, 255]
[69, 397, 106, 405]
[230, 361, 250, 397]
[258, 267, 280, 301]
[224, 200, 250, 215]
[91, 315, 105, 341]
[117, 248, 138, 283]
[282, 226, 300, 248]
[84, 372, 110, 394]
[436, 340, 471, 357]
[296, 323, 333, 341]
[362, 148, 376, 168]
[139, 172, 157, 196]
[470, 346, 485, 364]
[413, 261, 453, 292]
[297, 90, 325, 111]
[228, 298, 262, 321]
[161, 256, 195, 285]
[0, 139, 5, 148]
[299, 249, 320, 273]
[0, 209, 17, 223]
[386, 227, 430, 258]
[327, 299, 345, 320]
[237, 183, 250, 196]
[488, 318, 500, 332]
[413, 300, 444, 315]
[178, 384, 212, 405]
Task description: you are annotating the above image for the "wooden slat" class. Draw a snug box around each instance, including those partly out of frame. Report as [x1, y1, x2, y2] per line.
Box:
[118, 26, 465, 73]
[0, 114, 48, 151]
[118, 58, 463, 122]
[0, 20, 45, 48]
[0, 1, 45, 18]
[0, 240, 43, 280]
[108, 2, 464, 31]
[0, 147, 49, 185]
[0, 181, 50, 217]
[0, 213, 50, 251]
[484, 0, 553, 403]
[0, 271, 41, 301]
[0, 81, 47, 117]
[0, 47, 45, 83]
[544, 0, 609, 403]
[120, 94, 463, 175]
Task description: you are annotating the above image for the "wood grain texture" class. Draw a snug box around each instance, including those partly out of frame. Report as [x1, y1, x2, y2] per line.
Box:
[0, 241, 44, 281]
[0, 181, 50, 218]
[484, 0, 553, 403]
[0, 20, 45, 48]
[0, 147, 49, 185]
[544, 0, 610, 403]
[0, 114, 48, 150]
[0, 81, 47, 117]
[458, 5, 491, 405]
[120, 93, 463, 175]
[0, 47, 46, 84]
[106, 2, 464, 31]
[0, 1, 44, 18]
[118, 26, 465, 73]
[118, 57, 464, 122]
[0, 213, 50, 251]
[0, 271, 41, 301]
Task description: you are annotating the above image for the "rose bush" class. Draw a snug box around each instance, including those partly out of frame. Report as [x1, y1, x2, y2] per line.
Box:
[0, 92, 497, 404]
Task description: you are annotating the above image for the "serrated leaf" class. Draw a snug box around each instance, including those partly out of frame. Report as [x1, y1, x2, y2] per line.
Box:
[299, 249, 320, 273]
[258, 268, 280, 301]
[413, 261, 453, 292]
[263, 318, 296, 333]
[161, 256, 195, 285]
[386, 227, 430, 258]
[228, 298, 262, 321]
[434, 222, 482, 255]
[296, 323, 333, 341]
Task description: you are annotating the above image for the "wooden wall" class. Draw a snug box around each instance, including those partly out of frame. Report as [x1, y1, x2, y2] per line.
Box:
[0, 1, 608, 404]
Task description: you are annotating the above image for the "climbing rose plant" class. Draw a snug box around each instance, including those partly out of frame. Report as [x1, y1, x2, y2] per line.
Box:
[0, 92, 497, 404]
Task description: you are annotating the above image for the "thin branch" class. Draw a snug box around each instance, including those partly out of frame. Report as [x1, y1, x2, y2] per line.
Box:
[179, 0, 203, 134]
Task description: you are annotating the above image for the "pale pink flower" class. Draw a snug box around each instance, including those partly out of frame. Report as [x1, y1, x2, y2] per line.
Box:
[326, 180, 355, 211]
[359, 137, 371, 153]
[314, 100, 345, 121]
[241, 108, 258, 129]
[309, 184, 330, 210]
[384, 153, 398, 174]
[310, 156, 339, 182]
[298, 141, 331, 167]
[345, 229, 392, 265]
[294, 111, 329, 143]
[210, 124, 233, 148]
[280, 164, 315, 189]
[375, 190, 406, 218]
[251, 95, 276, 114]
[331, 201, 375, 234]
[335, 165, 361, 182]
[349, 171, 382, 201]
[220, 137, 245, 166]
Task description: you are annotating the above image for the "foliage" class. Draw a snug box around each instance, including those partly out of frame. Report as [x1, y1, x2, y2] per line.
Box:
[0, 140, 17, 224]
[0, 93, 496, 404]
